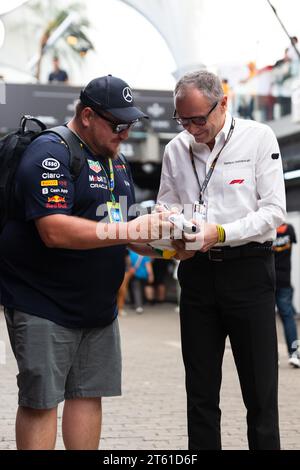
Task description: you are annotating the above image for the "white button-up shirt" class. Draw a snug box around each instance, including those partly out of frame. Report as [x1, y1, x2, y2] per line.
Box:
[157, 113, 286, 247]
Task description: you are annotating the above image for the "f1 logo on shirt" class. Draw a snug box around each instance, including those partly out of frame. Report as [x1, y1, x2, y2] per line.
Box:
[229, 179, 245, 185]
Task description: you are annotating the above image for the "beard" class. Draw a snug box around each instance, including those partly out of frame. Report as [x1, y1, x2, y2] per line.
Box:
[97, 142, 120, 159]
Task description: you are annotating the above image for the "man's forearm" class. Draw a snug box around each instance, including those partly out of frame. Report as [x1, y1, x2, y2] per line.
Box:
[35, 212, 171, 250]
[36, 215, 129, 250]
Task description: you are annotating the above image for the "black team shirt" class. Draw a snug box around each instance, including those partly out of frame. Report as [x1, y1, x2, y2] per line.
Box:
[0, 134, 135, 328]
[273, 223, 297, 288]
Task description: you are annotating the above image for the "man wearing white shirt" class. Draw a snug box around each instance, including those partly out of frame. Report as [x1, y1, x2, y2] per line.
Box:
[287, 36, 300, 77]
[157, 71, 286, 450]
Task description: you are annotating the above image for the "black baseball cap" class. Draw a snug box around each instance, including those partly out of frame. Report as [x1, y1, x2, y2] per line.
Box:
[80, 75, 148, 122]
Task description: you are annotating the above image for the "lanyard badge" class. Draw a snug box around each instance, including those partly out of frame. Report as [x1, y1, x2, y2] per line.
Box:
[193, 201, 207, 222]
[107, 201, 123, 223]
[96, 158, 122, 223]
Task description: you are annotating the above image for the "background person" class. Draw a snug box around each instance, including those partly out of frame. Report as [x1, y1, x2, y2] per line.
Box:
[287, 36, 300, 77]
[152, 258, 169, 303]
[117, 249, 133, 316]
[273, 223, 300, 368]
[128, 250, 154, 314]
[48, 56, 69, 84]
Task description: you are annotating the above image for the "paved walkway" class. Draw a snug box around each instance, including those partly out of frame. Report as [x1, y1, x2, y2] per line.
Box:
[0, 305, 299, 450]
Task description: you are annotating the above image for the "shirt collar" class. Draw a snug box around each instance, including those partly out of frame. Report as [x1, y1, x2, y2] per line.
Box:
[215, 111, 233, 144]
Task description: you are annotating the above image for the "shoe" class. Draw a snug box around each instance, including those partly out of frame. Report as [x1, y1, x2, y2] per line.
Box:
[119, 309, 127, 317]
[288, 356, 300, 368]
[136, 307, 144, 314]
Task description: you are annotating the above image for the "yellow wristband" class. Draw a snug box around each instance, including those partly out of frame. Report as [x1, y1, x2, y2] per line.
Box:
[216, 225, 226, 243]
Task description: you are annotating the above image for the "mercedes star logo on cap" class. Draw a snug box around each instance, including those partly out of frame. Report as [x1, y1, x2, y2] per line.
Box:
[123, 87, 133, 103]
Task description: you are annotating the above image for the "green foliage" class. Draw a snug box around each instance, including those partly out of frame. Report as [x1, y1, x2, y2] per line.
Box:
[26, 0, 95, 79]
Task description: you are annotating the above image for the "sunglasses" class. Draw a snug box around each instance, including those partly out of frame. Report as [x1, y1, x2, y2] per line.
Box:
[173, 101, 219, 127]
[93, 109, 139, 134]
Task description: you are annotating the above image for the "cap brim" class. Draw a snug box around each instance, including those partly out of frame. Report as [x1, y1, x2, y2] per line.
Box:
[107, 106, 148, 122]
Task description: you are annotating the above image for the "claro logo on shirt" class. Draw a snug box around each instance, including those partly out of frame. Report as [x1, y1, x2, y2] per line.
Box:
[42, 158, 60, 171]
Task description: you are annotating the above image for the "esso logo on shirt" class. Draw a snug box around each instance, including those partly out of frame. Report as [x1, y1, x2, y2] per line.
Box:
[42, 158, 60, 171]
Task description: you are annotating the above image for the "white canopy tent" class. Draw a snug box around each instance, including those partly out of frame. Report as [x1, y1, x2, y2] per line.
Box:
[0, 0, 28, 16]
[121, 0, 291, 78]
[122, 0, 207, 78]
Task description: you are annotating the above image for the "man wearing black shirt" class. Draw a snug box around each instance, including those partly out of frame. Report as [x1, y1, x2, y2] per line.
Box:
[0, 75, 172, 449]
[48, 56, 68, 84]
[273, 223, 300, 368]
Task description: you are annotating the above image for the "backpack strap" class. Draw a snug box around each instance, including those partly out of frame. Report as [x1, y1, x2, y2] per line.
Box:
[20, 115, 47, 133]
[42, 126, 86, 180]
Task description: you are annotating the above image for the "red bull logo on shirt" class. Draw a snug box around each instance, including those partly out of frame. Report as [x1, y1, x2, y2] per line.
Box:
[47, 195, 66, 203]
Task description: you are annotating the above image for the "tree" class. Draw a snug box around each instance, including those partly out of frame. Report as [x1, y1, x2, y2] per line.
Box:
[28, 0, 94, 81]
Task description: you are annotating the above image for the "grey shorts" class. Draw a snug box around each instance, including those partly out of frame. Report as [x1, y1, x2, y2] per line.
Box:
[4, 309, 122, 409]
